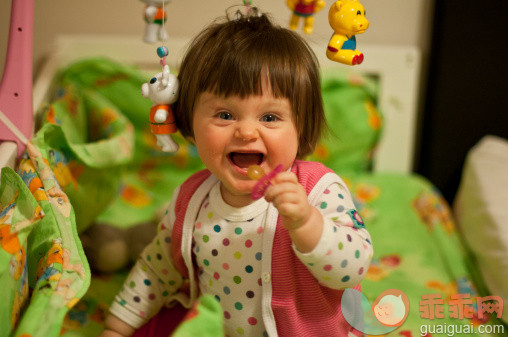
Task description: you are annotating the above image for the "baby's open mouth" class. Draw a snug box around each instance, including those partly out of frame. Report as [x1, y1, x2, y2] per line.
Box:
[229, 152, 264, 169]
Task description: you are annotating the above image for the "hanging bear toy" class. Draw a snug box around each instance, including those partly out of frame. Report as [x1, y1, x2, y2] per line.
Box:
[326, 0, 369, 65]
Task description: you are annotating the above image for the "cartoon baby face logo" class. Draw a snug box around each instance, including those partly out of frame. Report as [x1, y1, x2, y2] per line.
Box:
[372, 289, 410, 327]
[341, 288, 409, 335]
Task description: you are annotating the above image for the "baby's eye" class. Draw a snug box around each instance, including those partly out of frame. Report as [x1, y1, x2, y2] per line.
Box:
[150, 77, 157, 84]
[261, 114, 278, 122]
[218, 112, 233, 120]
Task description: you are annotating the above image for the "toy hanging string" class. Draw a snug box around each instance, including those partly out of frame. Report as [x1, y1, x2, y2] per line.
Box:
[243, 0, 252, 15]
[158, 0, 168, 67]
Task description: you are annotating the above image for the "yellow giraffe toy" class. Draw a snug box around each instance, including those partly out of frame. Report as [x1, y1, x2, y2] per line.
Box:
[287, 0, 326, 34]
[326, 0, 369, 65]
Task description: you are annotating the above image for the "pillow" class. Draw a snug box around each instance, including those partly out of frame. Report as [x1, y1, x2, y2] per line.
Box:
[309, 69, 383, 174]
[453, 135, 508, 323]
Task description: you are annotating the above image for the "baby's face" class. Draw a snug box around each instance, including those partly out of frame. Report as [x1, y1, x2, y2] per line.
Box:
[191, 87, 298, 207]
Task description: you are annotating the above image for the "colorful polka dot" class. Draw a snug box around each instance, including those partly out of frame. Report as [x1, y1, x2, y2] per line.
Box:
[236, 327, 245, 335]
[341, 260, 348, 268]
[162, 291, 169, 297]
[212, 249, 218, 256]
[120, 299, 126, 306]
[257, 227, 264, 234]
[169, 280, 176, 286]
[129, 281, 136, 288]
[355, 250, 360, 258]
[224, 311, 231, 319]
[246, 290, 254, 298]
[234, 251, 242, 259]
[347, 234, 352, 242]
[133, 296, 141, 303]
[146, 255, 151, 262]
[223, 238, 230, 246]
[196, 222, 202, 229]
[214, 225, 221, 232]
[255, 252, 262, 261]
[337, 205, 345, 212]
[234, 276, 242, 284]
[165, 236, 171, 243]
[235, 302, 243, 310]
[149, 293, 156, 300]
[203, 235, 209, 242]
[338, 242, 344, 250]
[358, 267, 364, 275]
[156, 253, 162, 260]
[245, 239, 253, 248]
[324, 188, 330, 194]
[245, 265, 253, 273]
[161, 269, 168, 275]
[235, 227, 243, 235]
[338, 194, 344, 199]
[223, 263, 230, 270]
[214, 272, 220, 280]
[342, 275, 350, 282]
[224, 286, 231, 295]
[248, 317, 258, 325]
[208, 212, 214, 219]
[320, 202, 327, 209]
[144, 279, 151, 286]
[204, 259, 210, 266]
[324, 265, 332, 271]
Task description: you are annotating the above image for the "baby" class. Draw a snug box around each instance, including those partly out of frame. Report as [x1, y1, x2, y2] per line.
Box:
[101, 10, 373, 337]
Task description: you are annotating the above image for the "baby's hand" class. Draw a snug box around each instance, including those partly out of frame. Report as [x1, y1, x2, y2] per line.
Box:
[264, 172, 312, 230]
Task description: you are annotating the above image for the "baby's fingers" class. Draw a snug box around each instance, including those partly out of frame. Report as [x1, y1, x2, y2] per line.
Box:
[271, 172, 298, 184]
[264, 182, 300, 202]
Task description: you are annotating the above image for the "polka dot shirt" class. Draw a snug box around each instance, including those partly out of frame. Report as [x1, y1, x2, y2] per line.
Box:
[109, 179, 373, 335]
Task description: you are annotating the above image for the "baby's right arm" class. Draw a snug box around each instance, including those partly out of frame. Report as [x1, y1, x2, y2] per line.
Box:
[101, 187, 184, 335]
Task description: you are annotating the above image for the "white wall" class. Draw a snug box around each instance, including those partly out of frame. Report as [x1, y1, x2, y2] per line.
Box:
[0, 0, 434, 80]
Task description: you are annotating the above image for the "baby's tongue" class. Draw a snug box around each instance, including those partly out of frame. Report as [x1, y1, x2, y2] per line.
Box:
[230, 153, 262, 169]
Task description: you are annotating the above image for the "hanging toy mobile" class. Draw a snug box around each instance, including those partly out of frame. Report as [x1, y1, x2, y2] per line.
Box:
[326, 0, 369, 65]
[286, 0, 326, 34]
[142, 47, 180, 152]
[140, 0, 171, 43]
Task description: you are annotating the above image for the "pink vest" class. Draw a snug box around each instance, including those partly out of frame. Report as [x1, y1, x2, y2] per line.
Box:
[172, 160, 361, 336]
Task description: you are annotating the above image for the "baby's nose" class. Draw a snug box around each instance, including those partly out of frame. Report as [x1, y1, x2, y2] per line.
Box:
[235, 122, 259, 141]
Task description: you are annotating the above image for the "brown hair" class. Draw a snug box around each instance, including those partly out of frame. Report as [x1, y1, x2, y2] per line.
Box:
[174, 10, 326, 158]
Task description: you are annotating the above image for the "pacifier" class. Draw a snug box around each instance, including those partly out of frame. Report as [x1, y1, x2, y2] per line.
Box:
[248, 164, 284, 200]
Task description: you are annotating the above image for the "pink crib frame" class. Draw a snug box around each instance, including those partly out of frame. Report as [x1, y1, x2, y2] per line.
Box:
[0, 0, 34, 158]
